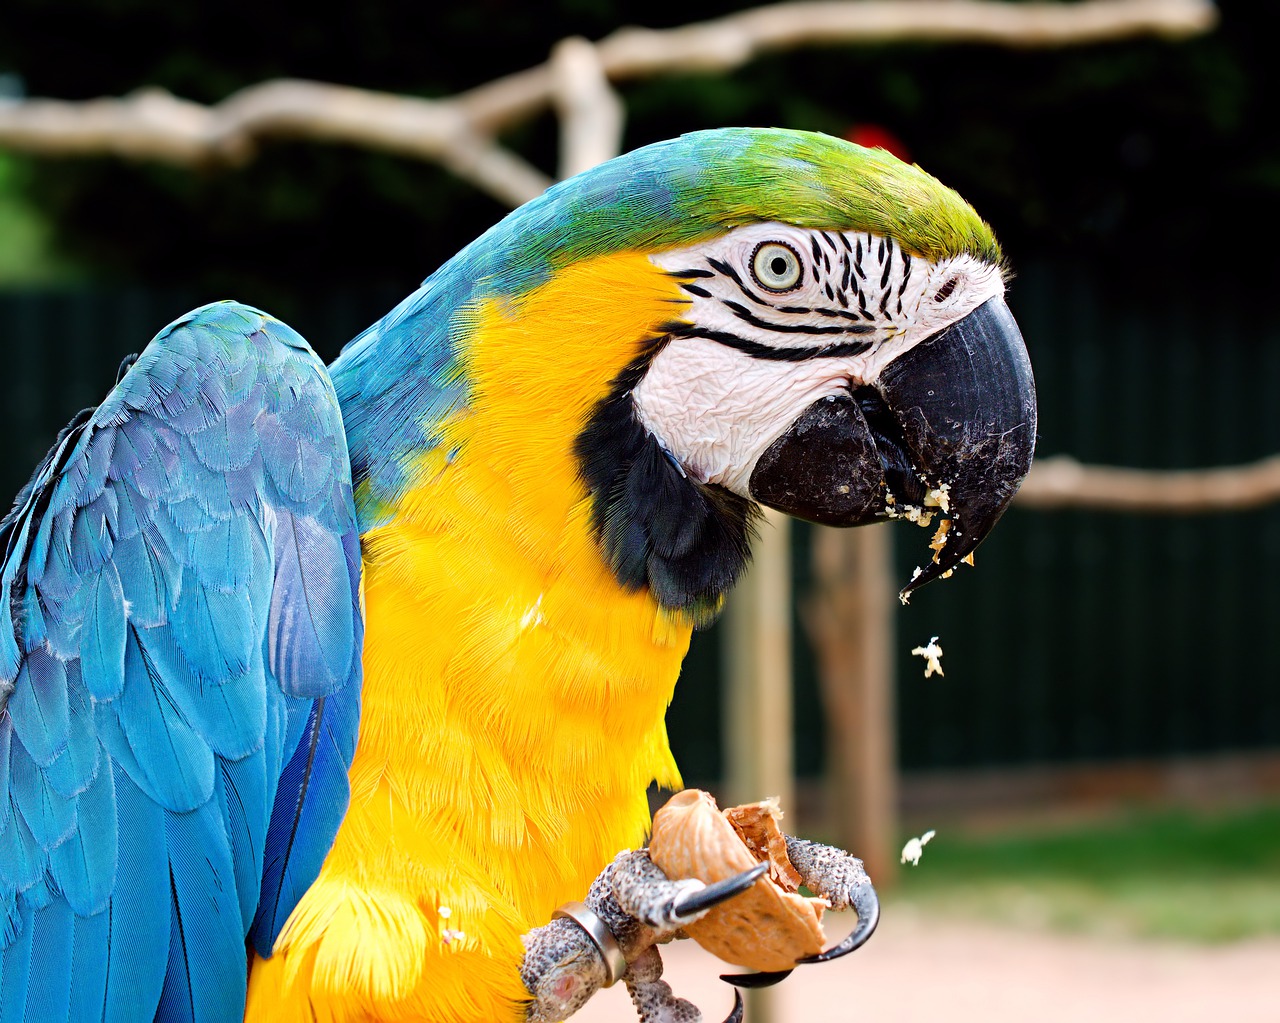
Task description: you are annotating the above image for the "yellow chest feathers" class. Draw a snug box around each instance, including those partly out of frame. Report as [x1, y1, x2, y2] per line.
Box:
[354, 249, 694, 851]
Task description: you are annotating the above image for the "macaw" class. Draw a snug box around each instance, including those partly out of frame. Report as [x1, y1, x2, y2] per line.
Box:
[0, 128, 1035, 1023]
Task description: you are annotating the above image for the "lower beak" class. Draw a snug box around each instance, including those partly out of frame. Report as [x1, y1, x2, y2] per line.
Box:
[748, 295, 1037, 598]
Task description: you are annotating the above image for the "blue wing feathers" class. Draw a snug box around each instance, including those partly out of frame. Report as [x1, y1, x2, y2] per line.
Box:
[0, 900, 33, 1023]
[103, 766, 169, 1023]
[26, 884, 74, 1022]
[44, 664, 100, 800]
[249, 674, 359, 957]
[0, 300, 364, 1020]
[8, 649, 69, 768]
[159, 803, 247, 1023]
[9, 736, 76, 850]
[269, 510, 357, 698]
[48, 756, 114, 915]
[81, 565, 127, 700]
[216, 749, 270, 934]
[66, 906, 109, 1021]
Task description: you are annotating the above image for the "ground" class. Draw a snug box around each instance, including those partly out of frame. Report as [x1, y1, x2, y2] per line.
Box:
[574, 906, 1280, 1022]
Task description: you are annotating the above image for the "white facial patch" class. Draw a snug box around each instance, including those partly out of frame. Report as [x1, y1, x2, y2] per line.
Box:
[633, 222, 1006, 499]
[632, 338, 868, 494]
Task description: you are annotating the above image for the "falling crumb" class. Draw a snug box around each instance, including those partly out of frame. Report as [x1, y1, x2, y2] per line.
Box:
[900, 829, 937, 866]
[924, 484, 951, 513]
[442, 929, 467, 945]
[910, 636, 944, 678]
[438, 906, 452, 920]
[962, 552, 975, 567]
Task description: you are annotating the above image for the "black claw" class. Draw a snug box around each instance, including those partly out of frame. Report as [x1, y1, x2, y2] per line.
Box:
[671, 862, 767, 918]
[794, 880, 881, 964]
[720, 968, 794, 988]
[722, 987, 745, 1023]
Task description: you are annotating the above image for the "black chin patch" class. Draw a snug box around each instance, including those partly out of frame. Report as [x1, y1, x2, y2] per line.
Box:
[574, 351, 758, 627]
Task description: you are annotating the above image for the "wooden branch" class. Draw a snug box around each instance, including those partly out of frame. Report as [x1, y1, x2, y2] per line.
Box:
[1016, 453, 1280, 513]
[551, 36, 626, 178]
[0, 0, 1216, 209]
[460, 0, 1217, 133]
[0, 81, 554, 207]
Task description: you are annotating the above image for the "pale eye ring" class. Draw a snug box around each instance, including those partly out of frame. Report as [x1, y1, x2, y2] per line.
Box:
[750, 242, 803, 292]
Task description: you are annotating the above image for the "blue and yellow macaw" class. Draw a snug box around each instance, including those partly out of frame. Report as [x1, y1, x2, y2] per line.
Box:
[0, 128, 1035, 1022]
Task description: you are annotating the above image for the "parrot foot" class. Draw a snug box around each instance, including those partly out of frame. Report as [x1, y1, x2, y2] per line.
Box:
[624, 946, 744, 1023]
[721, 835, 880, 988]
[521, 849, 763, 1022]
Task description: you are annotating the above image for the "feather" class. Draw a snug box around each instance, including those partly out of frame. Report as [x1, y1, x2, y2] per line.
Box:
[25, 895, 74, 1021]
[0, 900, 33, 1023]
[112, 530, 174, 629]
[0, 720, 10, 833]
[169, 572, 255, 684]
[110, 625, 214, 812]
[268, 510, 356, 698]
[189, 514, 265, 593]
[70, 489, 118, 573]
[67, 907, 110, 1022]
[9, 733, 76, 850]
[259, 417, 334, 504]
[0, 790, 41, 901]
[189, 395, 261, 474]
[44, 661, 101, 799]
[157, 802, 247, 1022]
[104, 765, 169, 1023]
[249, 677, 359, 956]
[140, 629, 266, 760]
[7, 647, 70, 767]
[80, 563, 127, 700]
[215, 747, 270, 935]
[49, 756, 116, 915]
[107, 419, 158, 482]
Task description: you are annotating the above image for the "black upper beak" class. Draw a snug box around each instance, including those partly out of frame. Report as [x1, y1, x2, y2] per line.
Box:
[748, 295, 1036, 598]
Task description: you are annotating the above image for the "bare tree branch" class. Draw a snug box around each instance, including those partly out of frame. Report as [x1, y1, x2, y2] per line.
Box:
[0, 0, 1216, 208]
[551, 36, 626, 178]
[1016, 454, 1280, 513]
[0, 81, 553, 208]
[460, 0, 1217, 132]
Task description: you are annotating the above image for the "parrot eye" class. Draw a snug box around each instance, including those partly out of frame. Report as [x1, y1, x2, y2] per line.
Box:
[750, 242, 803, 292]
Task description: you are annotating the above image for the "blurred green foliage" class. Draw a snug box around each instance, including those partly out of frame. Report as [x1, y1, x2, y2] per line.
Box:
[0, 0, 1275, 332]
[894, 803, 1280, 941]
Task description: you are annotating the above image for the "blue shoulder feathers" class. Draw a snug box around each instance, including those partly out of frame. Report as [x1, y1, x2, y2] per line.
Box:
[0, 301, 363, 1021]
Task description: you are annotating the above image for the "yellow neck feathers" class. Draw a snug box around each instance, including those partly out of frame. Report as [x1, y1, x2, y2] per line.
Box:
[248, 252, 695, 1023]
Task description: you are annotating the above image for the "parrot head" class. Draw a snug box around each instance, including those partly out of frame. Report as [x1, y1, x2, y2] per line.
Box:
[549, 129, 1036, 612]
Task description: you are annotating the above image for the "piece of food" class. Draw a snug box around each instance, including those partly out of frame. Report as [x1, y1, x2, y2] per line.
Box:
[900, 829, 937, 866]
[911, 636, 944, 678]
[648, 789, 828, 972]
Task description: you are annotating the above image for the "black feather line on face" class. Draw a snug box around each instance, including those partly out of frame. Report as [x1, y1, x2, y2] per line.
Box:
[574, 343, 758, 627]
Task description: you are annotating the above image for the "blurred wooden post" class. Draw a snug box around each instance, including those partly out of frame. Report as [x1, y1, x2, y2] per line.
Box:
[802, 526, 898, 887]
[723, 508, 791, 1023]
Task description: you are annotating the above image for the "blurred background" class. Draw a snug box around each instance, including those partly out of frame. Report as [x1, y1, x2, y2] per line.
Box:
[2, 1, 1277, 1019]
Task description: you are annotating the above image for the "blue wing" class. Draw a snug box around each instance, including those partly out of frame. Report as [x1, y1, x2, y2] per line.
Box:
[0, 301, 363, 1021]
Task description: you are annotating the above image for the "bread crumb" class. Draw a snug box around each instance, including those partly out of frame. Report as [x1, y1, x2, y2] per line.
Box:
[910, 636, 944, 678]
[900, 830, 937, 866]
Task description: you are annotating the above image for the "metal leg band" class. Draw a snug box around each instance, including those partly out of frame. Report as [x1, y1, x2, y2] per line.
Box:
[552, 901, 628, 987]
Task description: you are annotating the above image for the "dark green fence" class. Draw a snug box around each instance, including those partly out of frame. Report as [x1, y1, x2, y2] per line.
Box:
[4, 272, 1279, 778]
